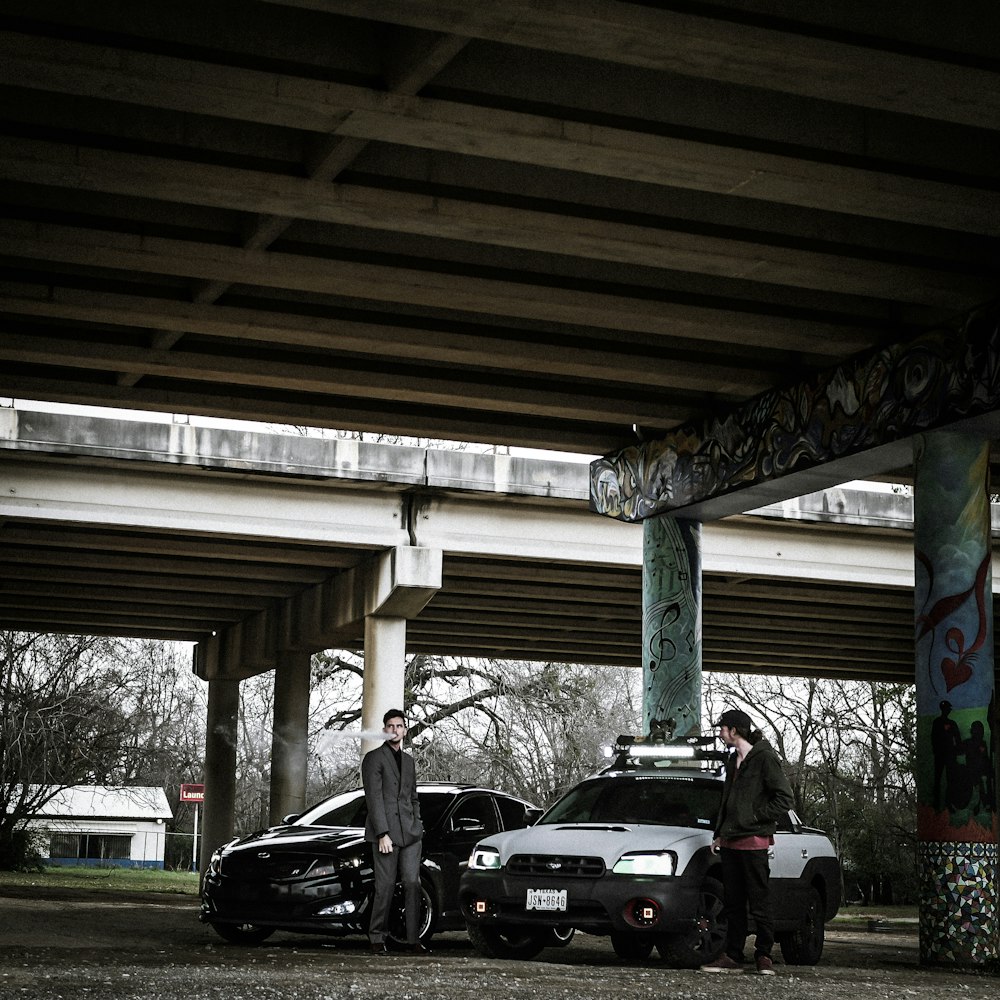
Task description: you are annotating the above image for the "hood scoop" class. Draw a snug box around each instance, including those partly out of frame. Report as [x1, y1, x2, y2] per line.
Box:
[556, 824, 630, 833]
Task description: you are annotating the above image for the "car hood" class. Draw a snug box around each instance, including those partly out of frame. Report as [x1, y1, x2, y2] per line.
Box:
[478, 822, 711, 867]
[224, 824, 366, 856]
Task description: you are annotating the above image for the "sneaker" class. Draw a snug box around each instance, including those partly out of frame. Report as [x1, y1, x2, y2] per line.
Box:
[699, 954, 743, 973]
[755, 954, 775, 975]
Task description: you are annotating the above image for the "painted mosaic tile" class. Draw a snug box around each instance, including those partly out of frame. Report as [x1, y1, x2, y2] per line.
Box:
[918, 841, 998, 964]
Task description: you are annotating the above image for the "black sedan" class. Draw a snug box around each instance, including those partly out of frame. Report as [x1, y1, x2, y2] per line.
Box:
[201, 782, 539, 946]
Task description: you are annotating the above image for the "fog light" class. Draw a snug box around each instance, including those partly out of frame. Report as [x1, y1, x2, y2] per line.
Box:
[317, 900, 358, 917]
[624, 898, 661, 928]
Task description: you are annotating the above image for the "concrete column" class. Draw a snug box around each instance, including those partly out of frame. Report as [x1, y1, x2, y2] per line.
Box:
[361, 615, 407, 756]
[200, 678, 240, 874]
[913, 430, 997, 966]
[642, 516, 702, 739]
[269, 650, 312, 825]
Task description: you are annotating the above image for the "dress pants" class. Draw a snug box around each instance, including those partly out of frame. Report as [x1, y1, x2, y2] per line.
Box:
[368, 839, 422, 944]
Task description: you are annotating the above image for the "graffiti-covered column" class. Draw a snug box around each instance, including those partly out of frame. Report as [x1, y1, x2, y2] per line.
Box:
[914, 430, 997, 966]
[642, 515, 702, 739]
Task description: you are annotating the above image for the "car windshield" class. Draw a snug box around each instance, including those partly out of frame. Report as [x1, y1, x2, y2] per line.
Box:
[292, 788, 456, 829]
[539, 775, 722, 829]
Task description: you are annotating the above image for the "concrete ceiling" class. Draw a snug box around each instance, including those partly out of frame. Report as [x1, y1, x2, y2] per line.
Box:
[1, 3, 998, 685]
[0, 1, 997, 460]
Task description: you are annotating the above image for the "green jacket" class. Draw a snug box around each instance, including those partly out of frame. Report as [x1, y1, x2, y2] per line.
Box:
[714, 738, 795, 840]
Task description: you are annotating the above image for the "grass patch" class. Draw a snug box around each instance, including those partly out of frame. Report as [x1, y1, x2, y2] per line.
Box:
[833, 904, 918, 928]
[0, 865, 200, 897]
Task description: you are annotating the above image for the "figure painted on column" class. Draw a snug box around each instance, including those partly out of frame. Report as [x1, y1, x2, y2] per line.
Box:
[931, 701, 962, 813]
[362, 708, 426, 955]
[960, 721, 993, 814]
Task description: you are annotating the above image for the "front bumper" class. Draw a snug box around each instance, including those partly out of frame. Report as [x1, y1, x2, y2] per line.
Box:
[200, 874, 370, 935]
[459, 870, 703, 935]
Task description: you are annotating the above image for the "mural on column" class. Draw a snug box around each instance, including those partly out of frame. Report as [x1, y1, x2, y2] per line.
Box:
[642, 516, 701, 739]
[591, 309, 1000, 522]
[913, 432, 997, 965]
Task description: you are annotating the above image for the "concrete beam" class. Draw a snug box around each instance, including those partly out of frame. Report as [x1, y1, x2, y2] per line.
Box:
[592, 309, 1000, 522]
[281, 545, 443, 653]
[196, 545, 442, 679]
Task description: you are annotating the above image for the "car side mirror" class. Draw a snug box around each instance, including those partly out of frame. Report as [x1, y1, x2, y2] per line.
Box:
[523, 806, 543, 826]
[281, 813, 300, 825]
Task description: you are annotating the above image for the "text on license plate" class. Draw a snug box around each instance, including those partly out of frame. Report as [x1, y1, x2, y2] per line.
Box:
[526, 888, 567, 911]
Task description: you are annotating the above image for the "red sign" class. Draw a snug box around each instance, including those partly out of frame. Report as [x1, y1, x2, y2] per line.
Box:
[180, 783, 205, 803]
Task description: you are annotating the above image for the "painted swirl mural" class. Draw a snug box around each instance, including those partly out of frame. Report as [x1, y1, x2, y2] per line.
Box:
[590, 309, 1000, 522]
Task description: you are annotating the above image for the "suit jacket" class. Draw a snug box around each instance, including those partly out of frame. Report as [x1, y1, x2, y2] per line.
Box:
[361, 742, 424, 847]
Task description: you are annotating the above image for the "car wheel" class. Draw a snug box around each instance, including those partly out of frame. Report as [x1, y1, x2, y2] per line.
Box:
[387, 878, 437, 946]
[778, 885, 824, 965]
[544, 925, 576, 948]
[210, 921, 276, 945]
[610, 932, 654, 960]
[465, 922, 548, 960]
[656, 876, 726, 968]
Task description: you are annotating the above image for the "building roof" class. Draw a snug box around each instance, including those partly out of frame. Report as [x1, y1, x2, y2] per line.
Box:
[32, 786, 173, 822]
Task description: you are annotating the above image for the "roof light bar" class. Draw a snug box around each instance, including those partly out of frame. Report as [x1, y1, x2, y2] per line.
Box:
[624, 744, 697, 759]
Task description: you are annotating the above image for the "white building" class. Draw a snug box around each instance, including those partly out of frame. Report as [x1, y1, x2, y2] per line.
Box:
[29, 786, 173, 869]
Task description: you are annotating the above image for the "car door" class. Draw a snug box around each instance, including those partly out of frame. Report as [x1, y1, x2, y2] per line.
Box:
[433, 792, 502, 921]
[769, 810, 811, 920]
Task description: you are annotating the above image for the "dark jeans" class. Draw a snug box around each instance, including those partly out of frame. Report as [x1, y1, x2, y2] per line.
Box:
[369, 839, 422, 944]
[719, 846, 774, 960]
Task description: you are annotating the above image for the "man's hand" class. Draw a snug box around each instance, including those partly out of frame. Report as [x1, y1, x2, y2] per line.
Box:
[378, 834, 394, 854]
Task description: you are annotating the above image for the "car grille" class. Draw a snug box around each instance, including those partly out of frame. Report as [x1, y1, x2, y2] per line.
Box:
[223, 852, 318, 880]
[507, 854, 605, 877]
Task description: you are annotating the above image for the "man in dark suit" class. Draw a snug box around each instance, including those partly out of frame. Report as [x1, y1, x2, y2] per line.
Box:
[362, 708, 425, 955]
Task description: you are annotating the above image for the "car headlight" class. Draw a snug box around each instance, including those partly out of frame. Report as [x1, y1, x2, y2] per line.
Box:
[309, 861, 340, 878]
[612, 851, 676, 876]
[208, 850, 223, 876]
[468, 846, 502, 871]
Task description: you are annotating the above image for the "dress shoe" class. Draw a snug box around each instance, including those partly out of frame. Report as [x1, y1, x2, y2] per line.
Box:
[408, 942, 431, 955]
[370, 942, 389, 956]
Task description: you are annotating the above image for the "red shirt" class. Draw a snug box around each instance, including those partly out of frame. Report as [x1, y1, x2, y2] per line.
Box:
[720, 834, 773, 850]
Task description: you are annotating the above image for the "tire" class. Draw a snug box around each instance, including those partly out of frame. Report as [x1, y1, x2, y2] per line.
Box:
[387, 878, 437, 946]
[610, 932, 654, 960]
[779, 885, 824, 966]
[465, 922, 548, 960]
[544, 925, 576, 948]
[656, 876, 727, 968]
[210, 921, 276, 945]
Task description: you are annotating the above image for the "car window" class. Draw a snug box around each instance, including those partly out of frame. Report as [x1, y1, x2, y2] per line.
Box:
[494, 794, 532, 830]
[296, 789, 367, 827]
[417, 791, 453, 830]
[540, 776, 721, 828]
[293, 788, 455, 829]
[448, 793, 500, 836]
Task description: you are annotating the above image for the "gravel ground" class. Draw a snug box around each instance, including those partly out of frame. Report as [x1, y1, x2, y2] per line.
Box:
[1, 887, 995, 1000]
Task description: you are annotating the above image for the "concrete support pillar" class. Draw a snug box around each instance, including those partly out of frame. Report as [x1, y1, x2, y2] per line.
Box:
[200, 678, 240, 874]
[642, 516, 702, 739]
[269, 650, 312, 825]
[914, 430, 997, 966]
[361, 615, 407, 756]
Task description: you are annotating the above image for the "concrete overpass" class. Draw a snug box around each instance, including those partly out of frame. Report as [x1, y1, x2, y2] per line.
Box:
[6, 404, 999, 686]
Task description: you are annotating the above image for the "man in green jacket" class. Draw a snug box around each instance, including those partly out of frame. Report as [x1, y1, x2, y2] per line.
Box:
[700, 708, 794, 975]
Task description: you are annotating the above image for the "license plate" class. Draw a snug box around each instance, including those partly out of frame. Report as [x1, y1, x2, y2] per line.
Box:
[526, 888, 567, 912]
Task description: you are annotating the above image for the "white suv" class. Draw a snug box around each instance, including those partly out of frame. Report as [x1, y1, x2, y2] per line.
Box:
[460, 738, 840, 966]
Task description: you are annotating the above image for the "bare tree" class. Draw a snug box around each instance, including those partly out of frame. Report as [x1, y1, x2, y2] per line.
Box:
[308, 651, 642, 809]
[0, 633, 146, 867]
